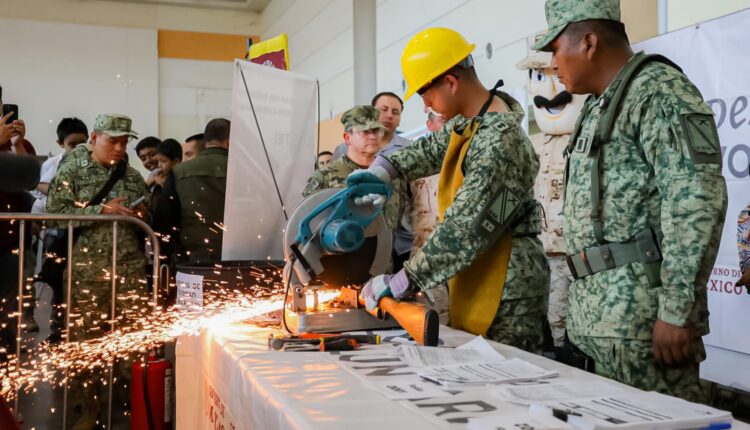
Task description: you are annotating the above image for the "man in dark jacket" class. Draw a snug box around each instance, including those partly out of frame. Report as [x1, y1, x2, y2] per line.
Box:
[0, 150, 40, 362]
[153, 118, 230, 264]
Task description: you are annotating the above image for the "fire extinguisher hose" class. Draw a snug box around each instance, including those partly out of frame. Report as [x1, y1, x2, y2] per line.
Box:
[142, 353, 156, 430]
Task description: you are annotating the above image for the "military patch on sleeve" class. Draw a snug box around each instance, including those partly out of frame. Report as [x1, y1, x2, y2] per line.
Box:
[679, 113, 722, 165]
[473, 188, 522, 240]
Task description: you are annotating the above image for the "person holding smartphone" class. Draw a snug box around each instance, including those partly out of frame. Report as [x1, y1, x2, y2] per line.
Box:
[0, 86, 32, 155]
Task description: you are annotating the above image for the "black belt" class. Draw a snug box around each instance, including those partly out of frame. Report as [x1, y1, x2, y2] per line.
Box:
[566, 228, 662, 281]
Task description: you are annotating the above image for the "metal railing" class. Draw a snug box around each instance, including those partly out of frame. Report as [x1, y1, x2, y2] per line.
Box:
[0, 213, 162, 429]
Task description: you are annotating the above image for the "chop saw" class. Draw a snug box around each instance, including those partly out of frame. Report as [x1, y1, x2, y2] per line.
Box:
[282, 181, 439, 345]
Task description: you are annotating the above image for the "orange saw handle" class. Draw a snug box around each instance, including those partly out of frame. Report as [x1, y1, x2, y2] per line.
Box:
[359, 296, 439, 346]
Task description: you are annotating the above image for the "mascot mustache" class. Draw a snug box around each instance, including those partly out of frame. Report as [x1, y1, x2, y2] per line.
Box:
[534, 91, 573, 109]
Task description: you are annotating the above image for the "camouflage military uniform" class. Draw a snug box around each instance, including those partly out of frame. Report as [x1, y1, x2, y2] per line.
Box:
[534, 0, 728, 402]
[46, 115, 149, 429]
[48, 143, 150, 336]
[564, 55, 725, 401]
[410, 174, 440, 251]
[386, 92, 549, 352]
[531, 133, 573, 347]
[738, 204, 750, 273]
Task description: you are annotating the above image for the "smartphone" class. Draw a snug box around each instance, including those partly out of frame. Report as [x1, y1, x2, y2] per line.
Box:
[129, 195, 147, 209]
[2, 104, 19, 123]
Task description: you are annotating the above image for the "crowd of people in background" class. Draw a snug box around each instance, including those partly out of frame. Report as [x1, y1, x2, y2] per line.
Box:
[0, 81, 231, 427]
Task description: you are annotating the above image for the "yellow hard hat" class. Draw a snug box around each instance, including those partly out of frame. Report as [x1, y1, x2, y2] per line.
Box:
[401, 28, 476, 100]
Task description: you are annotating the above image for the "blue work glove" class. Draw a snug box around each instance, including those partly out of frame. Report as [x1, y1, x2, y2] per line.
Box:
[362, 269, 410, 311]
[347, 158, 396, 208]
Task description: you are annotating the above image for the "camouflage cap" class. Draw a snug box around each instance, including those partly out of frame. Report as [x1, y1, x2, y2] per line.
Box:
[93, 114, 138, 139]
[516, 32, 552, 70]
[532, 0, 621, 52]
[341, 105, 384, 132]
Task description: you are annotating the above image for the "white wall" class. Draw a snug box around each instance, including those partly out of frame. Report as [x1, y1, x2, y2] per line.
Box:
[0, 17, 158, 164]
[0, 0, 262, 35]
[0, 0, 261, 171]
[158, 59, 234, 141]
[375, 0, 546, 130]
[263, 0, 356, 121]
[263, 0, 750, 131]
[262, 0, 547, 131]
[668, 0, 750, 31]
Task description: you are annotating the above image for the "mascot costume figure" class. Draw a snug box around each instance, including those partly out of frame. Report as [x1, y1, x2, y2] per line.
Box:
[517, 33, 586, 352]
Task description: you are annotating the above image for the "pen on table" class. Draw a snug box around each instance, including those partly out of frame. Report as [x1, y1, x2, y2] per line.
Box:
[551, 407, 582, 421]
[698, 423, 732, 430]
[528, 403, 583, 421]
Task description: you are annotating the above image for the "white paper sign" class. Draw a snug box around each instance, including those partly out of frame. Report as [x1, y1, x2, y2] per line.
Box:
[176, 271, 204, 308]
[223, 60, 317, 260]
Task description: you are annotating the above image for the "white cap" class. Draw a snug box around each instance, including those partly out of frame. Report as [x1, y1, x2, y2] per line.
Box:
[515, 32, 552, 70]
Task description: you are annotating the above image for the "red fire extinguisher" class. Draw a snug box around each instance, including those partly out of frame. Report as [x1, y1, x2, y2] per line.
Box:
[131, 353, 173, 430]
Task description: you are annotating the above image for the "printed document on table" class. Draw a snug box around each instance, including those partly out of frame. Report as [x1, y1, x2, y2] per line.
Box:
[368, 379, 453, 400]
[400, 336, 505, 367]
[417, 358, 557, 387]
[536, 391, 732, 430]
[467, 414, 575, 430]
[491, 380, 629, 405]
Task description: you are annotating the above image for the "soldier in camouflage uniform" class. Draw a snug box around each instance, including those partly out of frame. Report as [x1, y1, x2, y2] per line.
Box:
[47, 114, 150, 429]
[737, 204, 750, 289]
[535, 0, 727, 401]
[359, 28, 549, 353]
[303, 105, 409, 236]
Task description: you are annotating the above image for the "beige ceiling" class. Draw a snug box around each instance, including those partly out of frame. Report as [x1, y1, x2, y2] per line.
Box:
[98, 0, 271, 12]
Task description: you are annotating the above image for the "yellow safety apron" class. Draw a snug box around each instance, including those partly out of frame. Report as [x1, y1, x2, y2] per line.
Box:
[437, 110, 513, 336]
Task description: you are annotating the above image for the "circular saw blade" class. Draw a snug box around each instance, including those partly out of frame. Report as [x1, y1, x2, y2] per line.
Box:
[283, 188, 392, 287]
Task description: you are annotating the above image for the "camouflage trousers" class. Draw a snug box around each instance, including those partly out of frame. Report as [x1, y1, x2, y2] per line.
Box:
[568, 331, 705, 403]
[547, 256, 572, 347]
[486, 296, 546, 354]
[66, 271, 149, 430]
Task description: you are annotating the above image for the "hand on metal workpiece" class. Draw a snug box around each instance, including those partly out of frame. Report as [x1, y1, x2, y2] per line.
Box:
[362, 269, 410, 311]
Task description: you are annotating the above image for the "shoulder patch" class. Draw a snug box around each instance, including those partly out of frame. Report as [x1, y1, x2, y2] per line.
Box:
[473, 188, 522, 239]
[679, 113, 722, 165]
[79, 159, 89, 167]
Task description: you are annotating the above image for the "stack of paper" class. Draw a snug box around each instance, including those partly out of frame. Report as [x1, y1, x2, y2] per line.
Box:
[491, 380, 630, 405]
[535, 391, 732, 430]
[399, 336, 506, 367]
[417, 358, 557, 387]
